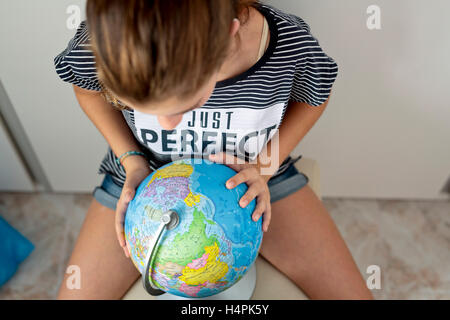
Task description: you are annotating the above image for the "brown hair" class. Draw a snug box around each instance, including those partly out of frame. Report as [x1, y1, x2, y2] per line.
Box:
[86, 0, 261, 111]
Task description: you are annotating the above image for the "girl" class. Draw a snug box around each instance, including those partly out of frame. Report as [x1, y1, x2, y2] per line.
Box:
[54, 0, 372, 299]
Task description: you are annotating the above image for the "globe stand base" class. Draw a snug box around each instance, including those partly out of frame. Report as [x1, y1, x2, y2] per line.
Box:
[155, 262, 257, 300]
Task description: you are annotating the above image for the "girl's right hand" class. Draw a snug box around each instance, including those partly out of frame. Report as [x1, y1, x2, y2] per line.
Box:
[115, 158, 152, 258]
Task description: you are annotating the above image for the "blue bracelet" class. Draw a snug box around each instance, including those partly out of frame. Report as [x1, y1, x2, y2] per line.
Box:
[116, 151, 147, 167]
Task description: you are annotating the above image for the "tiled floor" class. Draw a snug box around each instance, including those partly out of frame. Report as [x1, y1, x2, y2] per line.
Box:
[0, 192, 449, 299]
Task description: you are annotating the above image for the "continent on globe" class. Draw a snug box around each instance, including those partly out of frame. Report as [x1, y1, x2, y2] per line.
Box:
[143, 163, 201, 207]
[157, 207, 220, 268]
[179, 242, 229, 286]
[146, 162, 194, 186]
[124, 159, 263, 298]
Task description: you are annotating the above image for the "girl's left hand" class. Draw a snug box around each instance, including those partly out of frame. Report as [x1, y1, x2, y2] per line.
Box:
[208, 152, 272, 232]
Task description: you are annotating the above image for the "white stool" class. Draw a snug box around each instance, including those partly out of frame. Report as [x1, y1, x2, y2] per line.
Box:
[122, 157, 320, 300]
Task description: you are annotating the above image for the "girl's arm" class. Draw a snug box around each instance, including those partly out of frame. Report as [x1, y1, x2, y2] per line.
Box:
[73, 84, 152, 257]
[72, 84, 148, 171]
[210, 93, 331, 232]
[258, 94, 331, 177]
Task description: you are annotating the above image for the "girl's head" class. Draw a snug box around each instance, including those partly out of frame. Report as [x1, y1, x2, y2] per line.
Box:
[87, 0, 260, 129]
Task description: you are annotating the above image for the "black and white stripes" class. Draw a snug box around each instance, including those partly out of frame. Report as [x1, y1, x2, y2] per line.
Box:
[54, 3, 338, 187]
[54, 21, 101, 92]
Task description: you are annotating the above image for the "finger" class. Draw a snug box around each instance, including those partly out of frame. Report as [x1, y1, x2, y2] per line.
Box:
[115, 204, 127, 252]
[226, 169, 256, 189]
[115, 204, 130, 258]
[124, 247, 130, 258]
[209, 152, 242, 171]
[239, 183, 262, 208]
[262, 200, 272, 232]
[251, 198, 266, 222]
[115, 187, 135, 254]
[124, 239, 132, 258]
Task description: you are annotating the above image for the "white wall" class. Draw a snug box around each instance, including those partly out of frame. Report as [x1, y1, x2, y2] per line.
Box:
[0, 0, 449, 199]
[270, 0, 450, 199]
[0, 0, 107, 193]
[0, 118, 34, 191]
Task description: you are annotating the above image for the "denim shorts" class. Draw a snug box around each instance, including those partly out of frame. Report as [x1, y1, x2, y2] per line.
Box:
[92, 161, 309, 211]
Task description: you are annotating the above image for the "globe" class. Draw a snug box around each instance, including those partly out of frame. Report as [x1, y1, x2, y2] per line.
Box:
[124, 158, 263, 298]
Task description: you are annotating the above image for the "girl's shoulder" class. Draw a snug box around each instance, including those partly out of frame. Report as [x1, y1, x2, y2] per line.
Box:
[53, 21, 102, 92]
[261, 4, 335, 65]
[261, 3, 312, 34]
[262, 4, 339, 106]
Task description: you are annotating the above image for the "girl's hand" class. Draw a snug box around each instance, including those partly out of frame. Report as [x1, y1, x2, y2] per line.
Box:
[208, 152, 272, 232]
[115, 158, 152, 258]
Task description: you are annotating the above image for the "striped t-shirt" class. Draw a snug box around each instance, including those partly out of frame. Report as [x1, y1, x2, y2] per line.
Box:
[54, 3, 338, 187]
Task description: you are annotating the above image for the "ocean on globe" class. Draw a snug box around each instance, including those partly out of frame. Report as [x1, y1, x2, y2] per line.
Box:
[124, 158, 263, 298]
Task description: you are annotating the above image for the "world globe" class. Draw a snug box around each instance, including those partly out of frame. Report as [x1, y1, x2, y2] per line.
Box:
[124, 158, 263, 298]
